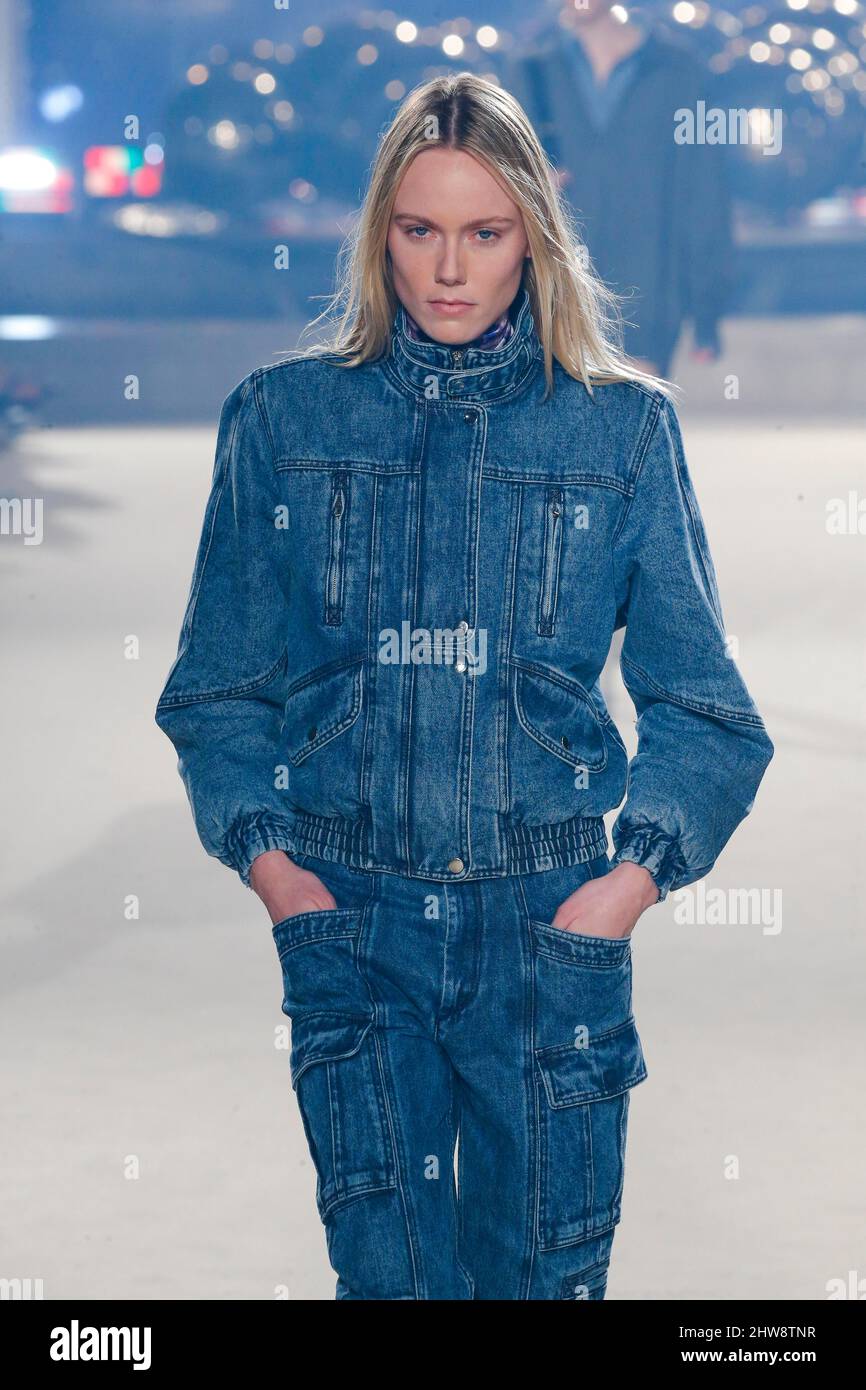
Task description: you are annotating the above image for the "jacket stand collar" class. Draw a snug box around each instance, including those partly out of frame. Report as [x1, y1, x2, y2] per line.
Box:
[386, 284, 543, 404]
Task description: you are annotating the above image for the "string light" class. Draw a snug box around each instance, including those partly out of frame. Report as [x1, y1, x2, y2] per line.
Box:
[184, 2, 866, 161]
[679, 1, 865, 114]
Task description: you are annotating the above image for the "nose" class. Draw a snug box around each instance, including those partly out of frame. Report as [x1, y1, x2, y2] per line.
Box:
[434, 235, 466, 287]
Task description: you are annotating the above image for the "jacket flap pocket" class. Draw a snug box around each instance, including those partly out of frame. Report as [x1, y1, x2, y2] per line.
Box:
[282, 656, 364, 766]
[289, 1011, 373, 1090]
[512, 658, 607, 772]
[536, 1017, 647, 1108]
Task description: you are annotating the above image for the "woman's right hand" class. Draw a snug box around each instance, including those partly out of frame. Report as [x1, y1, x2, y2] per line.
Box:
[249, 850, 337, 925]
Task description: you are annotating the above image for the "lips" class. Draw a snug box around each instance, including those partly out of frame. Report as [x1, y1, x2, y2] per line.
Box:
[427, 299, 477, 317]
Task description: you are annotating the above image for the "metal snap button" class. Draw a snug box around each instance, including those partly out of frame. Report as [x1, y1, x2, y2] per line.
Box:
[463, 410, 475, 422]
[447, 857, 465, 873]
[455, 618, 470, 673]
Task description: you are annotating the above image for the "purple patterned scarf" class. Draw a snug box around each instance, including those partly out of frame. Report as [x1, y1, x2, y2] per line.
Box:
[403, 304, 515, 351]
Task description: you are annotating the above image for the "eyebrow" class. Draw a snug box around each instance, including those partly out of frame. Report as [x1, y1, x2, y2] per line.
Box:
[392, 213, 515, 229]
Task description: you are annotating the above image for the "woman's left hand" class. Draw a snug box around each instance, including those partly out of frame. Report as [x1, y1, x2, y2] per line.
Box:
[550, 862, 660, 941]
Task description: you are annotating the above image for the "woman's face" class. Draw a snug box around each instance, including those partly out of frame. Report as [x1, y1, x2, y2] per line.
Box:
[387, 145, 530, 344]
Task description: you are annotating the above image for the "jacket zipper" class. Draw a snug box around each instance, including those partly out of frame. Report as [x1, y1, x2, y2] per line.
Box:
[325, 470, 349, 626]
[538, 484, 564, 636]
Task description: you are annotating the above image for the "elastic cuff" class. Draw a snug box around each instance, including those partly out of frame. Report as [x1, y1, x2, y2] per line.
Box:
[224, 811, 298, 888]
[609, 823, 687, 903]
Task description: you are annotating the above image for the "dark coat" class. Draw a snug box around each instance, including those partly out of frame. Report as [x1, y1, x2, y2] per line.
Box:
[503, 25, 735, 372]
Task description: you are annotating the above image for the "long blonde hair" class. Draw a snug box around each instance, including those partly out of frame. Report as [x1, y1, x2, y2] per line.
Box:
[280, 70, 677, 402]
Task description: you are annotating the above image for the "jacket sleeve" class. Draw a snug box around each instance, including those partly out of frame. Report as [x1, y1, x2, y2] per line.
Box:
[154, 369, 298, 888]
[609, 395, 774, 901]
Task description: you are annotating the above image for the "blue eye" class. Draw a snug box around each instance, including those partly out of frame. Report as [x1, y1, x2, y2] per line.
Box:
[403, 226, 500, 242]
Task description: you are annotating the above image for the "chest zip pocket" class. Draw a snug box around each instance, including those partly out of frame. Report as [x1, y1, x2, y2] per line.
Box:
[537, 484, 564, 637]
[324, 469, 350, 627]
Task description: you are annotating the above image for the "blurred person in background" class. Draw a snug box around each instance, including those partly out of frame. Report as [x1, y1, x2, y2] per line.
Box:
[155, 73, 772, 1300]
[504, 0, 735, 378]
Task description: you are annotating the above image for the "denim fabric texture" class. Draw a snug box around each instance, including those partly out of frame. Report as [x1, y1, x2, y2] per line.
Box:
[270, 848, 642, 1299]
[154, 283, 773, 901]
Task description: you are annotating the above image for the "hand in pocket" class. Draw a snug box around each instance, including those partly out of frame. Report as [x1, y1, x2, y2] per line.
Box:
[249, 850, 338, 925]
[551, 862, 659, 941]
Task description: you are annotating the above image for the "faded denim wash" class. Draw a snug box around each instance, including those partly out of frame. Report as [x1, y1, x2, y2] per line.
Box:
[271, 848, 645, 1299]
[155, 284, 774, 900]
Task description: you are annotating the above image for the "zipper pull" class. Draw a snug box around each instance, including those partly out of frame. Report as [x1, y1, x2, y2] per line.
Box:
[451, 348, 464, 366]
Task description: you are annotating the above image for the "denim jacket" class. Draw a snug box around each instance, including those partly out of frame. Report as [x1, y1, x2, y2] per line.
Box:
[154, 285, 773, 902]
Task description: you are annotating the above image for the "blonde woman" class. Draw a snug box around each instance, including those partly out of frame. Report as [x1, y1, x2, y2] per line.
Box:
[155, 74, 773, 1300]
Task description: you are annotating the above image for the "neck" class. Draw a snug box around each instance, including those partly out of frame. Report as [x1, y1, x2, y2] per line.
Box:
[566, 12, 640, 50]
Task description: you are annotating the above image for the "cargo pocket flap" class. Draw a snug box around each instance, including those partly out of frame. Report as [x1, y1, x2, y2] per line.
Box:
[536, 1016, 647, 1108]
[282, 657, 364, 766]
[289, 1011, 373, 1090]
[512, 658, 607, 772]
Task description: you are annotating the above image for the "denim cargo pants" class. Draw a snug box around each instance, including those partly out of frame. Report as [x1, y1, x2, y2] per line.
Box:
[271, 849, 648, 1300]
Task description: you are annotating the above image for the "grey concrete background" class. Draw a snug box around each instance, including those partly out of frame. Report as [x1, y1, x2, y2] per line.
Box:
[1, 317, 863, 1299]
[2, 313, 866, 426]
